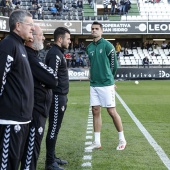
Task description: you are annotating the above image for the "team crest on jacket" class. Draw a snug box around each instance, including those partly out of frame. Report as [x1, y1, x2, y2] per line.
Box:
[100, 49, 103, 53]
[38, 127, 43, 135]
[61, 106, 65, 112]
[14, 124, 21, 133]
[90, 51, 94, 56]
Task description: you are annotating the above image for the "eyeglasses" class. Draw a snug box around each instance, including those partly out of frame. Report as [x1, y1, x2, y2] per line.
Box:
[33, 33, 44, 36]
[19, 22, 34, 27]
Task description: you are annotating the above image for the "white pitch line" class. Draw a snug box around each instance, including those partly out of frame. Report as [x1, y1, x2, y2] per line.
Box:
[116, 92, 170, 170]
[82, 107, 93, 169]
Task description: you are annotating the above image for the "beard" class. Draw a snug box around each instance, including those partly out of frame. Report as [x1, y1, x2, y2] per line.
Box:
[32, 38, 44, 51]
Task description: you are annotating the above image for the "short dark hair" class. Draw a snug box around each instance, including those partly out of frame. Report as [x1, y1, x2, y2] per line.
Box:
[92, 21, 103, 29]
[54, 27, 70, 41]
[9, 10, 32, 31]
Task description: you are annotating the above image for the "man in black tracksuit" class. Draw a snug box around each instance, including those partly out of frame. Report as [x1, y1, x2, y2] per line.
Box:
[0, 10, 35, 170]
[20, 25, 58, 170]
[45, 27, 71, 170]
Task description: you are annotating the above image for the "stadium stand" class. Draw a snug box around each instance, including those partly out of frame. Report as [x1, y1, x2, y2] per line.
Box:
[122, 0, 170, 21]
[119, 47, 170, 67]
[0, 0, 170, 69]
[1, 0, 170, 21]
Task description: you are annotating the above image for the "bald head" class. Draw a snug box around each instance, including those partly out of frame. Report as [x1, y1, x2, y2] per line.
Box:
[25, 25, 45, 51]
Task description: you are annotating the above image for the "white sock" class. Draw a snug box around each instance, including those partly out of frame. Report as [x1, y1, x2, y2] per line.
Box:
[94, 132, 101, 144]
[118, 131, 125, 141]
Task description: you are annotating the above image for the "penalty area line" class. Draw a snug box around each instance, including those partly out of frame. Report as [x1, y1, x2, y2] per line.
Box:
[116, 92, 170, 170]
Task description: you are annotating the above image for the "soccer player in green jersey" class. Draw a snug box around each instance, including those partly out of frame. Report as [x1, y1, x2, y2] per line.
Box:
[86, 21, 126, 150]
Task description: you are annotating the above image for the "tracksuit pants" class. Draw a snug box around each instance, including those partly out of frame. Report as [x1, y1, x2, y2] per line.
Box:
[0, 124, 29, 170]
[20, 111, 46, 170]
[46, 94, 67, 165]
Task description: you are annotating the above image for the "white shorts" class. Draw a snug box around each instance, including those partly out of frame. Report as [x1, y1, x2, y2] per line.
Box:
[90, 85, 116, 108]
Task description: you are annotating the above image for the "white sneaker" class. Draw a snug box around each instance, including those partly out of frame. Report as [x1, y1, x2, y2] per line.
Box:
[85, 142, 102, 150]
[116, 140, 127, 150]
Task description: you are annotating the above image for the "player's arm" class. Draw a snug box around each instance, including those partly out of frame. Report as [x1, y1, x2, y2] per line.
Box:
[107, 44, 118, 76]
[112, 50, 118, 76]
[29, 56, 58, 88]
[47, 53, 61, 74]
[0, 52, 14, 96]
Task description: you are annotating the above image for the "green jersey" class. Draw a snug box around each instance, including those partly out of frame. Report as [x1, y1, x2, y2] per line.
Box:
[86, 38, 118, 87]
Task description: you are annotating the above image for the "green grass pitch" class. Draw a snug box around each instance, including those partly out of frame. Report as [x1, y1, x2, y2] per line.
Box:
[37, 80, 170, 170]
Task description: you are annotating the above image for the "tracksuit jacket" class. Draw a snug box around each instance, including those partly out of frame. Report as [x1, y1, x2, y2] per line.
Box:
[45, 44, 69, 95]
[0, 32, 34, 122]
[25, 46, 58, 117]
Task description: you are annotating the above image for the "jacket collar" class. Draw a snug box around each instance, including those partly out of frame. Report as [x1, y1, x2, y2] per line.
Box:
[25, 46, 39, 56]
[93, 38, 103, 45]
[10, 31, 25, 44]
[54, 44, 65, 53]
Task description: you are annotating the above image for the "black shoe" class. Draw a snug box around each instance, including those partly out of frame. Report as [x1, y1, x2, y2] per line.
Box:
[54, 157, 68, 165]
[45, 162, 64, 170]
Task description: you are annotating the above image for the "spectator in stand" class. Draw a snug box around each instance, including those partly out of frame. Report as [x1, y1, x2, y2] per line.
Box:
[125, 0, 131, 13]
[71, 53, 76, 68]
[80, 41, 86, 51]
[37, 3, 43, 20]
[63, 2, 69, 12]
[72, 0, 77, 8]
[116, 42, 121, 59]
[74, 41, 79, 51]
[124, 41, 130, 49]
[131, 41, 137, 49]
[119, 0, 126, 15]
[146, 41, 153, 51]
[141, 41, 147, 49]
[161, 41, 167, 49]
[14, 0, 20, 5]
[83, 55, 88, 67]
[64, 52, 71, 68]
[167, 42, 170, 49]
[103, 0, 109, 15]
[123, 48, 134, 56]
[88, 0, 93, 8]
[1, 0, 13, 8]
[31, 0, 37, 5]
[88, 0, 92, 5]
[143, 56, 149, 68]
[69, 42, 74, 51]
[110, 0, 117, 15]
[29, 4, 37, 19]
[79, 55, 84, 67]
[77, 0, 83, 8]
[58, 1, 62, 12]
[123, 48, 129, 56]
[49, 5, 58, 16]
[45, 42, 53, 53]
[152, 41, 158, 49]
[55, 2, 62, 15]
[14, 3, 20, 9]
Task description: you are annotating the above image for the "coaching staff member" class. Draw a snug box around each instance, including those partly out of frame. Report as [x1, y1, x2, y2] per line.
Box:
[45, 27, 71, 170]
[0, 10, 35, 170]
[20, 25, 58, 170]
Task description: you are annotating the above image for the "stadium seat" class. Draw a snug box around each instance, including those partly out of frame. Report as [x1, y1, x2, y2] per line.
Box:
[90, 16, 96, 20]
[97, 16, 102, 20]
[78, 16, 83, 20]
[84, 16, 89, 20]
[103, 15, 108, 20]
